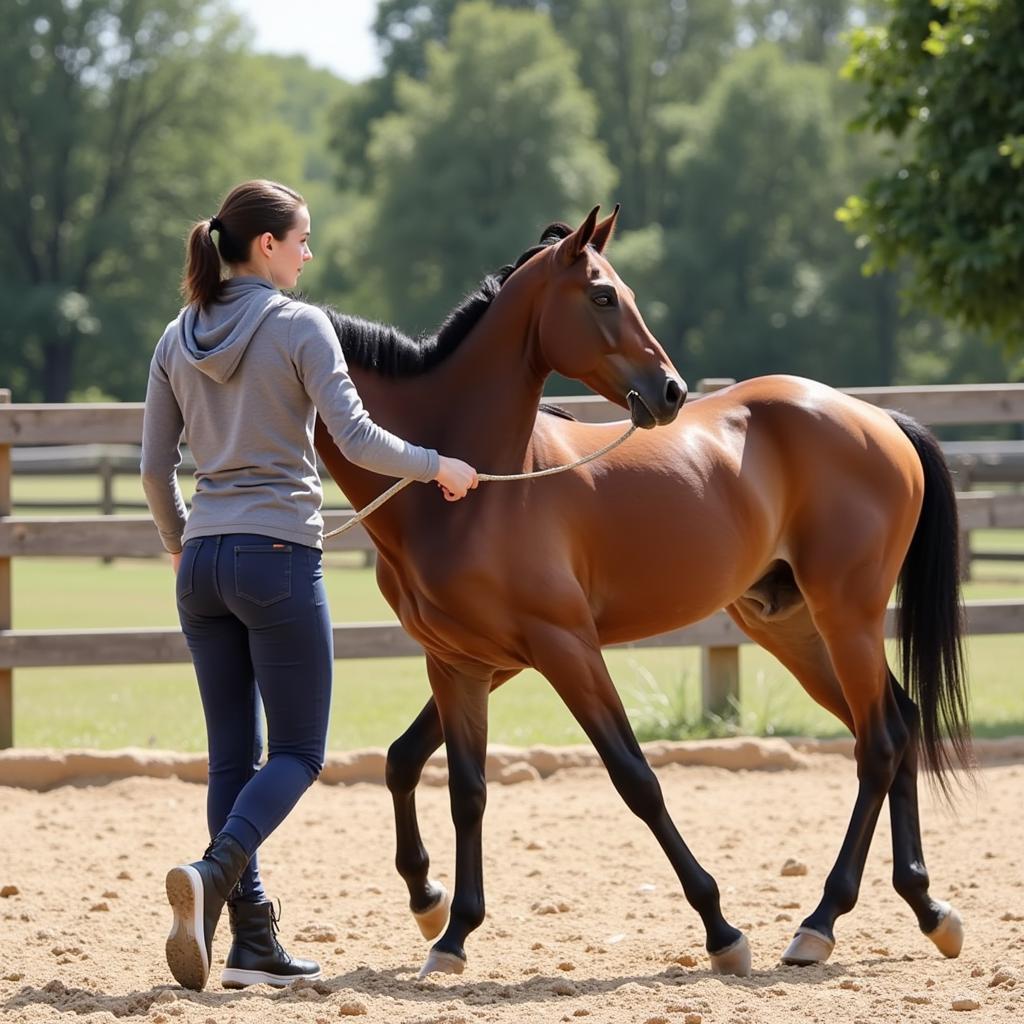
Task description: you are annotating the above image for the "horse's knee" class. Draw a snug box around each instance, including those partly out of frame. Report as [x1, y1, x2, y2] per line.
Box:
[386, 736, 423, 795]
[448, 771, 487, 830]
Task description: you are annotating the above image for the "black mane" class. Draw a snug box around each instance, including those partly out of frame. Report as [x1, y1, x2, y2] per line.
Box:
[318, 222, 572, 379]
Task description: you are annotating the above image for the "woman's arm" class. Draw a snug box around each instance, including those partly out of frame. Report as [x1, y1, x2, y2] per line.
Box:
[140, 343, 189, 553]
[289, 304, 442, 482]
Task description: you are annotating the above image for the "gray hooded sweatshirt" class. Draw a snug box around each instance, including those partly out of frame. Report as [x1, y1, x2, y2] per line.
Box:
[141, 276, 439, 552]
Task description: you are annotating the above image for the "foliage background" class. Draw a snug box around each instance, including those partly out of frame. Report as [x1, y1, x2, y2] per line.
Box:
[1, 0, 1020, 403]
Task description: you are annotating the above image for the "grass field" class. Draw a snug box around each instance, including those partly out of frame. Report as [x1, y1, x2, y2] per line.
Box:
[7, 475, 1024, 750]
[8, 547, 1024, 751]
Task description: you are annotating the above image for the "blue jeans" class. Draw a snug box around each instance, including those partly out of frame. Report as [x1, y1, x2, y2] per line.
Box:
[176, 533, 332, 901]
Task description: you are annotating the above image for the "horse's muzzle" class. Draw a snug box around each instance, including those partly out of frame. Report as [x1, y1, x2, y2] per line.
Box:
[629, 376, 686, 429]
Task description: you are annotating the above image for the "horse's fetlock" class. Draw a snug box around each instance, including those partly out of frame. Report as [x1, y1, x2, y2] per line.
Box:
[823, 873, 859, 916]
[683, 872, 722, 919]
[395, 849, 430, 882]
[451, 897, 486, 934]
[893, 861, 930, 901]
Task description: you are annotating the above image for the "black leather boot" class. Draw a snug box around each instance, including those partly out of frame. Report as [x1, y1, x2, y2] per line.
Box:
[165, 833, 251, 991]
[220, 899, 321, 988]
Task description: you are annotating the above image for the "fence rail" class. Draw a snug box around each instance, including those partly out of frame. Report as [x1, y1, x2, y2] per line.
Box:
[1, 382, 1023, 747]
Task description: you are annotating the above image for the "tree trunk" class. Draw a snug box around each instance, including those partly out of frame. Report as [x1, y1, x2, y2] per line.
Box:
[42, 338, 76, 402]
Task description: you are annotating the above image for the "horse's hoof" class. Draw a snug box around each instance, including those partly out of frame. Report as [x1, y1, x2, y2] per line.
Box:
[925, 901, 963, 958]
[709, 933, 751, 977]
[781, 927, 835, 966]
[417, 949, 466, 980]
[413, 883, 450, 941]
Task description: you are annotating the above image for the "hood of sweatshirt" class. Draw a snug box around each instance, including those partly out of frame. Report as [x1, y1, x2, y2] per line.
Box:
[177, 276, 290, 383]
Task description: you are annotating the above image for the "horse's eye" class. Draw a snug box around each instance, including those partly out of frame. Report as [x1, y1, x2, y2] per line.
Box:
[592, 289, 617, 307]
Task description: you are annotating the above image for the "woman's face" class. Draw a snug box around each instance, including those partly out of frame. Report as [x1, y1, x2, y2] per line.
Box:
[264, 205, 313, 289]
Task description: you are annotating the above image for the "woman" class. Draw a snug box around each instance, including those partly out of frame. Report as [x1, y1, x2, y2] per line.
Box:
[141, 179, 477, 992]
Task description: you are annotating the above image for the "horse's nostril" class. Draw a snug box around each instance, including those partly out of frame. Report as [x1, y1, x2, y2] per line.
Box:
[665, 377, 686, 408]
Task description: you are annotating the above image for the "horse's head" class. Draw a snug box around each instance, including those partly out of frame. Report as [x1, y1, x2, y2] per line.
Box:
[530, 206, 686, 428]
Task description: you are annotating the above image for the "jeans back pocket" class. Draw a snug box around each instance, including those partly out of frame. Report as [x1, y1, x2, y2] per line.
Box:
[234, 544, 293, 607]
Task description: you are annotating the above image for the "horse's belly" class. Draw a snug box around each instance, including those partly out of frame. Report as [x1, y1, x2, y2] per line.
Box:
[584, 484, 781, 646]
[590, 554, 749, 646]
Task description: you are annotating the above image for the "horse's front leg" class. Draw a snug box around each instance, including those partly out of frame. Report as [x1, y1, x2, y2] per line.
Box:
[417, 656, 492, 979]
[385, 695, 449, 940]
[528, 623, 750, 976]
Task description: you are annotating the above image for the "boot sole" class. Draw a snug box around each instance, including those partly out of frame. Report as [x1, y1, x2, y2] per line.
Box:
[221, 966, 322, 989]
[165, 865, 209, 990]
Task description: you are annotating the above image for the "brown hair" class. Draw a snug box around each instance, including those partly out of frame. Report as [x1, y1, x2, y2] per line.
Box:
[181, 179, 306, 308]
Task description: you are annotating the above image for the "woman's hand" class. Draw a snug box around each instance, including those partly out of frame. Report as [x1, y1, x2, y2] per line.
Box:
[435, 456, 479, 501]
[171, 551, 183, 574]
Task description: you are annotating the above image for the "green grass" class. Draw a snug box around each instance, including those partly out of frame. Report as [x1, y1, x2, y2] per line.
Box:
[7, 477, 1024, 750]
[10, 552, 1024, 751]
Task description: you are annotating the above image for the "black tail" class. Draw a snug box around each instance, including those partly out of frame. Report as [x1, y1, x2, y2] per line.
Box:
[890, 411, 972, 789]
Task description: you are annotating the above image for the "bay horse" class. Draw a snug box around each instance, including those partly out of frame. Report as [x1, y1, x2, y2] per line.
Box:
[313, 206, 971, 979]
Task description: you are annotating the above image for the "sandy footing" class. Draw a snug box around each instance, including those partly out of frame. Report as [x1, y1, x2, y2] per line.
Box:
[1, 742, 1021, 1023]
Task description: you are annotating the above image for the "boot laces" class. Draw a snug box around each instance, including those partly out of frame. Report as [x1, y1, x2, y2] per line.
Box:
[270, 899, 288, 960]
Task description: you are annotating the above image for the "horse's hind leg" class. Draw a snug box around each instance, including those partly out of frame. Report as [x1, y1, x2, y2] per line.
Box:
[730, 600, 962, 962]
[529, 624, 750, 976]
[386, 696, 449, 939]
[887, 674, 963, 957]
[782, 606, 909, 966]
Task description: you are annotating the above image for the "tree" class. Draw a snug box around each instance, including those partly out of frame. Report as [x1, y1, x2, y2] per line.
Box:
[355, 1, 615, 332]
[362, 0, 734, 229]
[840, 0, 1024, 346]
[0, 0, 250, 401]
[0, 2, 352, 402]
[552, 0, 735, 228]
[736, 0, 865, 63]
[612, 45, 913, 386]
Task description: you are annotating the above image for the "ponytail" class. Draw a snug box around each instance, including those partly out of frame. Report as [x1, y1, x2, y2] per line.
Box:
[180, 179, 306, 311]
[181, 219, 224, 309]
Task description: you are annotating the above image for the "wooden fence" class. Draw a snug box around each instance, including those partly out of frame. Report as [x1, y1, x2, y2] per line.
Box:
[1, 382, 1023, 748]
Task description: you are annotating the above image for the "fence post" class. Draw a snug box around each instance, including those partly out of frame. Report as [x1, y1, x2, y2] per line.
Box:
[99, 453, 115, 564]
[695, 378, 740, 720]
[0, 389, 11, 747]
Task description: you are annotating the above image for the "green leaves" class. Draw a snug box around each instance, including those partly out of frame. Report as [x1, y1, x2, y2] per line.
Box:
[354, 1, 615, 333]
[845, 0, 1024, 346]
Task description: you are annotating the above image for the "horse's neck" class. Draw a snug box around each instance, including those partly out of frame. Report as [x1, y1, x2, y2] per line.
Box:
[422, 287, 546, 469]
[320, 282, 545, 542]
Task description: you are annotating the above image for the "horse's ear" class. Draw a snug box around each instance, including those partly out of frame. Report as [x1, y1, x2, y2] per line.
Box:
[560, 205, 600, 264]
[590, 204, 620, 254]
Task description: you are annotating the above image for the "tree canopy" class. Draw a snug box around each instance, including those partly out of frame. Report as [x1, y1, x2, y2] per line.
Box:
[0, 0, 349, 401]
[840, 0, 1024, 346]
[352, 1, 614, 331]
[1, 0, 1017, 401]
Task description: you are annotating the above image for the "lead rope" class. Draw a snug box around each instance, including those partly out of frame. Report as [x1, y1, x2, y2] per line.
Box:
[324, 399, 643, 542]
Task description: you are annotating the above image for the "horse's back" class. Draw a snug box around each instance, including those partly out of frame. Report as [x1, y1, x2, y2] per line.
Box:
[525, 375, 926, 637]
